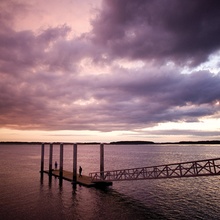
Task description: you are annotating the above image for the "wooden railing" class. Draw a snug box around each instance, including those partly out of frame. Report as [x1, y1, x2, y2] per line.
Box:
[89, 158, 220, 182]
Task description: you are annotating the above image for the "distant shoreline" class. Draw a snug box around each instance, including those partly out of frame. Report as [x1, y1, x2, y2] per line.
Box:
[0, 140, 220, 145]
[110, 140, 220, 145]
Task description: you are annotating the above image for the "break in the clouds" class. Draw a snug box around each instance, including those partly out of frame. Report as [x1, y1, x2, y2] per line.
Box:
[0, 0, 220, 141]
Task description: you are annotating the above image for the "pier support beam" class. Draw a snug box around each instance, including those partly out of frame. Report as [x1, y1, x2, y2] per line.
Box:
[100, 143, 104, 179]
[40, 143, 45, 181]
[59, 143, 64, 186]
[41, 143, 45, 173]
[73, 143, 77, 183]
[49, 143, 53, 175]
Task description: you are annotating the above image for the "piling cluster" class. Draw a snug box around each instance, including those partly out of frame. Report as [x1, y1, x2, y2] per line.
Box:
[40, 143, 105, 186]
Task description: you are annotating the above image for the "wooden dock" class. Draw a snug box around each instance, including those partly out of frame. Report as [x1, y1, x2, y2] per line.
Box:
[43, 170, 112, 187]
[40, 143, 110, 187]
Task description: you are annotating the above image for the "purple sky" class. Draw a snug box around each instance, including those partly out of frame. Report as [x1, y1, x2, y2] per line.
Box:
[0, 0, 220, 142]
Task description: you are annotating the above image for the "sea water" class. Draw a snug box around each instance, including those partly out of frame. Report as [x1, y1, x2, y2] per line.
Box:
[0, 144, 220, 220]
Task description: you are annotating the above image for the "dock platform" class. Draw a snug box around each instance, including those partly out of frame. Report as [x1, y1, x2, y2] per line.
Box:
[43, 170, 112, 187]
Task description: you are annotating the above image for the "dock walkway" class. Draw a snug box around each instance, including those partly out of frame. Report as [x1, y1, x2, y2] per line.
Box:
[89, 158, 220, 182]
[43, 170, 112, 187]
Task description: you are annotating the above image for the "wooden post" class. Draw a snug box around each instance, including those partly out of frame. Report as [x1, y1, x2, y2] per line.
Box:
[100, 143, 104, 179]
[59, 143, 64, 185]
[49, 143, 53, 175]
[41, 143, 45, 173]
[73, 143, 77, 183]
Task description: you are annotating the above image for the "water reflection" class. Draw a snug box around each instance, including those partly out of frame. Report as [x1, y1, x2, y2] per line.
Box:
[1, 144, 220, 220]
[40, 172, 44, 184]
[39, 171, 167, 220]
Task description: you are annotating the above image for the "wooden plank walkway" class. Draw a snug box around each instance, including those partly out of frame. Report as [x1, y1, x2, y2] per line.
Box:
[43, 170, 112, 187]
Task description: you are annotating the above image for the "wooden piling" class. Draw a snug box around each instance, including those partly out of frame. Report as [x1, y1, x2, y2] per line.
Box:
[73, 143, 77, 183]
[49, 143, 53, 175]
[59, 143, 64, 185]
[100, 143, 104, 179]
[40, 143, 45, 173]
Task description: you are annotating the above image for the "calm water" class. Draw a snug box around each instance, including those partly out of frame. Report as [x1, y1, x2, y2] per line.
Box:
[0, 144, 220, 220]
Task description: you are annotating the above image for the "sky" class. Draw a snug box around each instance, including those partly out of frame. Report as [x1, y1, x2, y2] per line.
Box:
[0, 0, 220, 143]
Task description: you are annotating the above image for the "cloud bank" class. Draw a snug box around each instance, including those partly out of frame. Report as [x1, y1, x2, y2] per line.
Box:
[0, 0, 220, 140]
[91, 0, 220, 66]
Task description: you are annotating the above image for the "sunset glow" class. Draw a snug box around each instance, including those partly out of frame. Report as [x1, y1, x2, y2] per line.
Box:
[0, 0, 220, 143]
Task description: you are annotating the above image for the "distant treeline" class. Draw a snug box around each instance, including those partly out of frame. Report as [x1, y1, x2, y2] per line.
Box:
[0, 141, 101, 145]
[176, 140, 220, 145]
[110, 140, 220, 145]
[0, 140, 220, 145]
[109, 141, 155, 145]
[0, 141, 42, 145]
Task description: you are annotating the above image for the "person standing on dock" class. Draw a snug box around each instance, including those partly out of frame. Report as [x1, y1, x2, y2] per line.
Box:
[55, 161, 58, 170]
[79, 166, 82, 177]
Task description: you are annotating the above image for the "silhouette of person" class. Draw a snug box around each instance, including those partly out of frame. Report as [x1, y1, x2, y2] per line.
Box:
[79, 166, 82, 177]
[55, 161, 58, 170]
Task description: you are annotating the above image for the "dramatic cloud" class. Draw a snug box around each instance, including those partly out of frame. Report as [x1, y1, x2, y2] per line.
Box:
[1, 63, 220, 131]
[91, 0, 220, 66]
[0, 0, 220, 142]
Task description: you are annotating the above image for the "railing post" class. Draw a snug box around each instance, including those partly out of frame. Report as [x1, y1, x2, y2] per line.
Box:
[193, 162, 198, 175]
[49, 143, 53, 175]
[73, 143, 77, 183]
[59, 143, 64, 185]
[100, 143, 104, 179]
[213, 159, 217, 174]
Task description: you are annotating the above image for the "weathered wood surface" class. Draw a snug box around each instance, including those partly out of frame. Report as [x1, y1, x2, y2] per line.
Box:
[43, 170, 112, 187]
